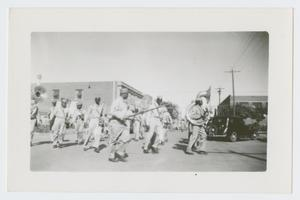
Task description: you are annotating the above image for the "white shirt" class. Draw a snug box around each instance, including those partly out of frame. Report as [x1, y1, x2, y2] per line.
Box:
[110, 97, 129, 120]
[73, 108, 85, 121]
[86, 103, 104, 120]
[51, 105, 68, 119]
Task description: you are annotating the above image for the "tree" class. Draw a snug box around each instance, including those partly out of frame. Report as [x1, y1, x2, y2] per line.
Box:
[235, 103, 266, 121]
[163, 101, 179, 120]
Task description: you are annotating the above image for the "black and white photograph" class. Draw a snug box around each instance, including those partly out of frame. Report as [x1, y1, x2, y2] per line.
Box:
[30, 32, 269, 172]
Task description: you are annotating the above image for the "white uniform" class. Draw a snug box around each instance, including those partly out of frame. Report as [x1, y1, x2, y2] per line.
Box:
[83, 103, 104, 149]
[73, 108, 85, 143]
[48, 105, 56, 130]
[186, 103, 208, 153]
[103, 116, 110, 137]
[109, 97, 130, 159]
[30, 104, 39, 145]
[133, 114, 142, 140]
[161, 107, 172, 142]
[143, 102, 164, 150]
[50, 105, 68, 146]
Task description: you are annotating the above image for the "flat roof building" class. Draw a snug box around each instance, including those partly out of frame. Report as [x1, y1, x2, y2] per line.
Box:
[34, 81, 143, 114]
[217, 95, 268, 117]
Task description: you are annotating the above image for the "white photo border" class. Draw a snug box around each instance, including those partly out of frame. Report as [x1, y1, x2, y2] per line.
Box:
[7, 8, 293, 193]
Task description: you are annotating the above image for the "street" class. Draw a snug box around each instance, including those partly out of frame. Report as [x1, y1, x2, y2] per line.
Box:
[31, 130, 267, 172]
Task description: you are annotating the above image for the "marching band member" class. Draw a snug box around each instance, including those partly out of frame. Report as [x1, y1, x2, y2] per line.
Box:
[83, 97, 105, 152]
[50, 98, 68, 148]
[133, 107, 142, 141]
[30, 99, 40, 146]
[185, 94, 209, 155]
[161, 107, 173, 143]
[142, 96, 165, 154]
[108, 88, 131, 162]
[73, 101, 86, 144]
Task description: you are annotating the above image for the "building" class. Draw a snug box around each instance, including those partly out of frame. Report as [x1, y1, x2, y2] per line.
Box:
[217, 95, 268, 117]
[34, 81, 143, 114]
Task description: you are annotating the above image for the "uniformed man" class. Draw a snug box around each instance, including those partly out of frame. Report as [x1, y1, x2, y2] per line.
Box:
[161, 107, 173, 143]
[73, 101, 85, 144]
[185, 95, 209, 155]
[155, 97, 168, 144]
[102, 114, 110, 139]
[64, 98, 72, 130]
[133, 107, 142, 141]
[48, 99, 57, 131]
[126, 104, 134, 136]
[50, 98, 68, 148]
[30, 99, 39, 146]
[108, 88, 131, 162]
[142, 96, 165, 154]
[83, 97, 105, 152]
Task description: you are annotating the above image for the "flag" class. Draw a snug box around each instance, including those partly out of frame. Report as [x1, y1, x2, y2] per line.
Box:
[196, 86, 211, 103]
[206, 86, 211, 103]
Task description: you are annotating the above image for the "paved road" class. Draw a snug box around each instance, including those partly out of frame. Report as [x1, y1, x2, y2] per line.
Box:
[31, 130, 267, 171]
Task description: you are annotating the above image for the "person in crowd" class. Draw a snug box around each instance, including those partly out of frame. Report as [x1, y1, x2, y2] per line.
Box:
[132, 106, 142, 141]
[50, 98, 68, 148]
[142, 96, 165, 154]
[185, 94, 209, 155]
[73, 101, 86, 145]
[108, 88, 131, 162]
[161, 107, 173, 143]
[30, 99, 40, 146]
[83, 97, 105, 152]
[48, 99, 57, 131]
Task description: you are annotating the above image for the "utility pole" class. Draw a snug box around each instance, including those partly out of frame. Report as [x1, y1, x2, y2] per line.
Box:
[225, 69, 240, 116]
[216, 87, 224, 105]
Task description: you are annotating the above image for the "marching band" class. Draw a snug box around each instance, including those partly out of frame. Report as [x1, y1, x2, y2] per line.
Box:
[30, 85, 211, 162]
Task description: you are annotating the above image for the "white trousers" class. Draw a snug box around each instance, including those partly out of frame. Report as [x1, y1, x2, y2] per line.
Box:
[133, 120, 141, 140]
[187, 125, 207, 151]
[144, 118, 164, 149]
[30, 119, 37, 143]
[51, 117, 65, 145]
[84, 118, 102, 148]
[74, 119, 85, 142]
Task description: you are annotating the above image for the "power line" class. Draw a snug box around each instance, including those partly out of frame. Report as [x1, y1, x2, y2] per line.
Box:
[234, 33, 256, 70]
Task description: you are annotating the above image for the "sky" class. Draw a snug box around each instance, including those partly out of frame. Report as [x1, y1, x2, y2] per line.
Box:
[31, 32, 268, 112]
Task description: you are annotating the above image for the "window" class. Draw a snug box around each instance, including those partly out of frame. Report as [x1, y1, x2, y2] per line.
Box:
[53, 89, 60, 99]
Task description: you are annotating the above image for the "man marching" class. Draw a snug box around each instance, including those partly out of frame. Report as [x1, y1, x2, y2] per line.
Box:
[108, 88, 131, 162]
[50, 98, 68, 148]
[185, 94, 209, 155]
[142, 96, 165, 154]
[73, 101, 85, 145]
[30, 99, 40, 146]
[133, 106, 142, 141]
[48, 100, 57, 131]
[83, 97, 105, 152]
[161, 106, 173, 143]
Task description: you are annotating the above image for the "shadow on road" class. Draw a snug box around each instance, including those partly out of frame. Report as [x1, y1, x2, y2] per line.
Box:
[172, 143, 187, 152]
[228, 150, 266, 161]
[32, 141, 52, 146]
[178, 138, 189, 144]
[60, 142, 78, 148]
[172, 137, 188, 152]
[98, 144, 107, 152]
[83, 144, 107, 152]
[173, 138, 266, 161]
